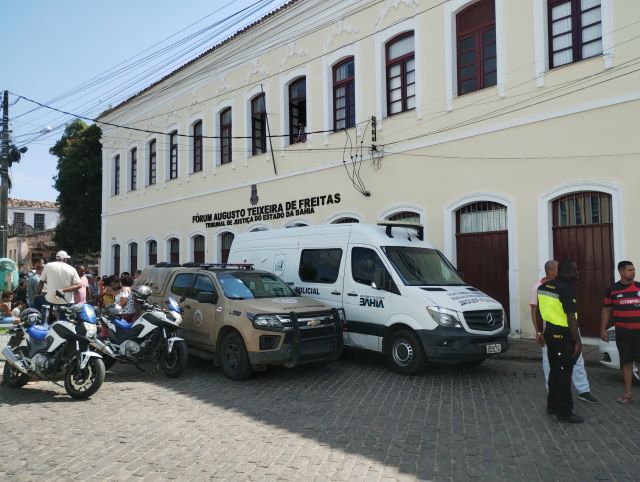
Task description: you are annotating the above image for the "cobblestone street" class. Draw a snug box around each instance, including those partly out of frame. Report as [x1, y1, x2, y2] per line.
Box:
[1, 352, 639, 481]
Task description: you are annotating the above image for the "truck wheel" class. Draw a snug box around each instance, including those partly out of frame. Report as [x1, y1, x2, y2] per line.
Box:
[385, 329, 426, 375]
[220, 332, 254, 381]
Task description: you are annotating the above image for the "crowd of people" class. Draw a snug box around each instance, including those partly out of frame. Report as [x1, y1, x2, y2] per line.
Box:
[1, 249, 142, 324]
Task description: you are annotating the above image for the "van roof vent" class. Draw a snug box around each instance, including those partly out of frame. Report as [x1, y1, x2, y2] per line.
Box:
[378, 221, 424, 241]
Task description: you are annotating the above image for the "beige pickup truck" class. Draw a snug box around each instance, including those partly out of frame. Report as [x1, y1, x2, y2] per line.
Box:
[135, 264, 343, 380]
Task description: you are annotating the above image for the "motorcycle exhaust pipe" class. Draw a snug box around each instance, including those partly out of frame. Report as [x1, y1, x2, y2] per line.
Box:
[91, 338, 116, 357]
[1, 347, 29, 375]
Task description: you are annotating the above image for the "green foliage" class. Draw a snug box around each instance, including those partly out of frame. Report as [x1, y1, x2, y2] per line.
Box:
[50, 119, 102, 255]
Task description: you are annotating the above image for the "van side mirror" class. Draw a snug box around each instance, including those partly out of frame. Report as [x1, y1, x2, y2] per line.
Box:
[197, 291, 218, 304]
[372, 270, 384, 291]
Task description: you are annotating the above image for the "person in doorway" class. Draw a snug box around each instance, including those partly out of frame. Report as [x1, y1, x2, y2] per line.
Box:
[601, 260, 640, 404]
[535, 259, 584, 423]
[37, 251, 81, 320]
[530, 260, 597, 404]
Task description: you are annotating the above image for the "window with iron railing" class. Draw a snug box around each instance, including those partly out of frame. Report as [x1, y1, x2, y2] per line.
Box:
[34, 213, 45, 231]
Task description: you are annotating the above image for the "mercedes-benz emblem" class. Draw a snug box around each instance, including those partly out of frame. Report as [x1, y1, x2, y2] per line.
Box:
[486, 313, 495, 327]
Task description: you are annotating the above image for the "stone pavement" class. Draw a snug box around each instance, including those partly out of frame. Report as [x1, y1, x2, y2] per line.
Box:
[0, 346, 637, 481]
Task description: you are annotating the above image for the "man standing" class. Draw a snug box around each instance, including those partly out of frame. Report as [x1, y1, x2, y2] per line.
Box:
[601, 261, 640, 404]
[38, 251, 82, 311]
[73, 265, 89, 304]
[26, 257, 45, 309]
[530, 260, 597, 404]
[535, 259, 584, 423]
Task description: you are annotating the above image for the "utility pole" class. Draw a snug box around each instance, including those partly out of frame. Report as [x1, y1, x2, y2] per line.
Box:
[1, 90, 10, 258]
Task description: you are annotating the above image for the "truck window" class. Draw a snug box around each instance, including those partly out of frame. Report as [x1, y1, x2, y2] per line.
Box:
[299, 249, 342, 283]
[171, 273, 194, 299]
[351, 247, 390, 286]
[193, 275, 216, 299]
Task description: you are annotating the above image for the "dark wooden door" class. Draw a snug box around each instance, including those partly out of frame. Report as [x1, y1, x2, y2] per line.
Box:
[552, 192, 614, 337]
[455, 202, 510, 324]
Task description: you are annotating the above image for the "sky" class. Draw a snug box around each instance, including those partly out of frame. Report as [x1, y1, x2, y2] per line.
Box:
[2, 0, 289, 202]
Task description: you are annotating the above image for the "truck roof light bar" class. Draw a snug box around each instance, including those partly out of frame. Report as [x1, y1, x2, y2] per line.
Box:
[377, 221, 424, 241]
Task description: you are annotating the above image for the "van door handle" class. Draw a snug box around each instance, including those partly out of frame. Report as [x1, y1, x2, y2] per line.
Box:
[347, 292, 358, 297]
[331, 291, 341, 296]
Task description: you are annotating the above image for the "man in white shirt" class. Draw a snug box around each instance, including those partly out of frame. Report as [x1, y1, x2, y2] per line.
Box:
[38, 251, 82, 318]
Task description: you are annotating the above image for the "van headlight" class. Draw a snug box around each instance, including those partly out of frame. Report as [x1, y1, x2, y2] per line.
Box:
[249, 314, 288, 331]
[427, 306, 463, 328]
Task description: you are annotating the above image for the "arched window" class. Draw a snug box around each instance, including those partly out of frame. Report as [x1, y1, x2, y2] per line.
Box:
[286, 222, 308, 228]
[456, 0, 496, 95]
[193, 235, 205, 263]
[130, 147, 137, 191]
[251, 94, 267, 155]
[289, 78, 307, 144]
[386, 211, 420, 224]
[220, 108, 232, 165]
[129, 242, 138, 273]
[193, 120, 203, 173]
[112, 244, 120, 276]
[147, 240, 157, 265]
[169, 238, 180, 264]
[169, 130, 179, 179]
[219, 232, 234, 264]
[250, 226, 269, 232]
[333, 58, 355, 130]
[386, 32, 415, 115]
[332, 217, 359, 224]
[113, 155, 120, 196]
[148, 139, 157, 185]
[548, 0, 602, 68]
[456, 201, 506, 233]
[553, 191, 611, 226]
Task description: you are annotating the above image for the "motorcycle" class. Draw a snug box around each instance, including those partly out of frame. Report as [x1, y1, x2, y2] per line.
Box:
[2, 291, 106, 399]
[98, 295, 188, 378]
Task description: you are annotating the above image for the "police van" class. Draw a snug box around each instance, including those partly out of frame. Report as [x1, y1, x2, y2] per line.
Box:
[228, 223, 509, 374]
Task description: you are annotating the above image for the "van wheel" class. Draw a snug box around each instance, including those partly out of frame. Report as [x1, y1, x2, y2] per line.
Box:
[220, 332, 254, 381]
[385, 329, 426, 375]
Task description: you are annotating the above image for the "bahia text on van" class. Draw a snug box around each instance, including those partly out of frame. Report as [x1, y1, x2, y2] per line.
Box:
[229, 222, 509, 374]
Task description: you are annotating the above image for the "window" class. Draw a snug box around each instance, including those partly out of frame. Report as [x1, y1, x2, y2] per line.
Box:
[351, 247, 392, 288]
[457, 202, 506, 233]
[548, 0, 602, 68]
[193, 275, 216, 299]
[130, 147, 137, 191]
[289, 78, 307, 144]
[113, 244, 120, 276]
[169, 131, 178, 179]
[386, 33, 415, 115]
[129, 242, 138, 273]
[171, 274, 194, 299]
[169, 238, 180, 264]
[387, 211, 420, 224]
[333, 58, 355, 130]
[332, 217, 359, 224]
[148, 139, 157, 185]
[299, 249, 343, 284]
[220, 108, 232, 165]
[251, 94, 267, 155]
[193, 120, 203, 173]
[14, 212, 25, 225]
[219, 232, 234, 264]
[33, 213, 45, 231]
[193, 235, 205, 263]
[553, 191, 611, 226]
[456, 0, 496, 95]
[114, 155, 120, 195]
[148, 240, 158, 265]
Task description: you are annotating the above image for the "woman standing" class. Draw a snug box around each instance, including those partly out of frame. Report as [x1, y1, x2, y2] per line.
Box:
[115, 275, 136, 322]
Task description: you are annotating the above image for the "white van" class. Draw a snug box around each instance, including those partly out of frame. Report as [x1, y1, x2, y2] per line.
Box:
[229, 223, 509, 374]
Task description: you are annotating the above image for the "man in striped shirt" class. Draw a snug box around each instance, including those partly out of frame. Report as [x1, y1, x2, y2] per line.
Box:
[601, 261, 640, 404]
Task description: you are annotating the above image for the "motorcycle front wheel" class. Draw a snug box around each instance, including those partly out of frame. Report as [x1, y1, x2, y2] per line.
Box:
[162, 340, 188, 378]
[3, 359, 29, 389]
[64, 357, 105, 399]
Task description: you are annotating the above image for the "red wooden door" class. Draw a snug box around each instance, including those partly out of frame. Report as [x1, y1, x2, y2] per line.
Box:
[552, 192, 614, 337]
[455, 202, 510, 324]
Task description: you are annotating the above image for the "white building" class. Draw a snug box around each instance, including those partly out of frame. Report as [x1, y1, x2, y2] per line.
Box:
[98, 0, 640, 339]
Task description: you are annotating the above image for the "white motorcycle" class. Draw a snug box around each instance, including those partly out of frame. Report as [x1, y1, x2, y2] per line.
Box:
[98, 286, 188, 378]
[2, 292, 106, 399]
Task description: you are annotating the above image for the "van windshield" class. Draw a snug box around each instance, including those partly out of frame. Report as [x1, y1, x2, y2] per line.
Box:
[384, 246, 465, 286]
[216, 272, 297, 299]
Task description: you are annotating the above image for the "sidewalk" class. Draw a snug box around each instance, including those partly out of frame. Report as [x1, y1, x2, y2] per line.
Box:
[500, 336, 601, 366]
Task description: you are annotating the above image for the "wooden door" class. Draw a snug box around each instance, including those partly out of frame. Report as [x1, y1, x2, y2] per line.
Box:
[552, 192, 614, 337]
[455, 202, 510, 324]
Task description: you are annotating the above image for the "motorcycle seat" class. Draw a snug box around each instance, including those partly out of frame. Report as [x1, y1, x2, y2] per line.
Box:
[113, 318, 135, 331]
[27, 325, 49, 342]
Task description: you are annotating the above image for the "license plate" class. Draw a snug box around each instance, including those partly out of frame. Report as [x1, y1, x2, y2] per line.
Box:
[486, 343, 502, 354]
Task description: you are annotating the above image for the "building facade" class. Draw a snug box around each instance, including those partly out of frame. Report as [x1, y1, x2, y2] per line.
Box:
[98, 0, 640, 339]
[7, 198, 60, 269]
